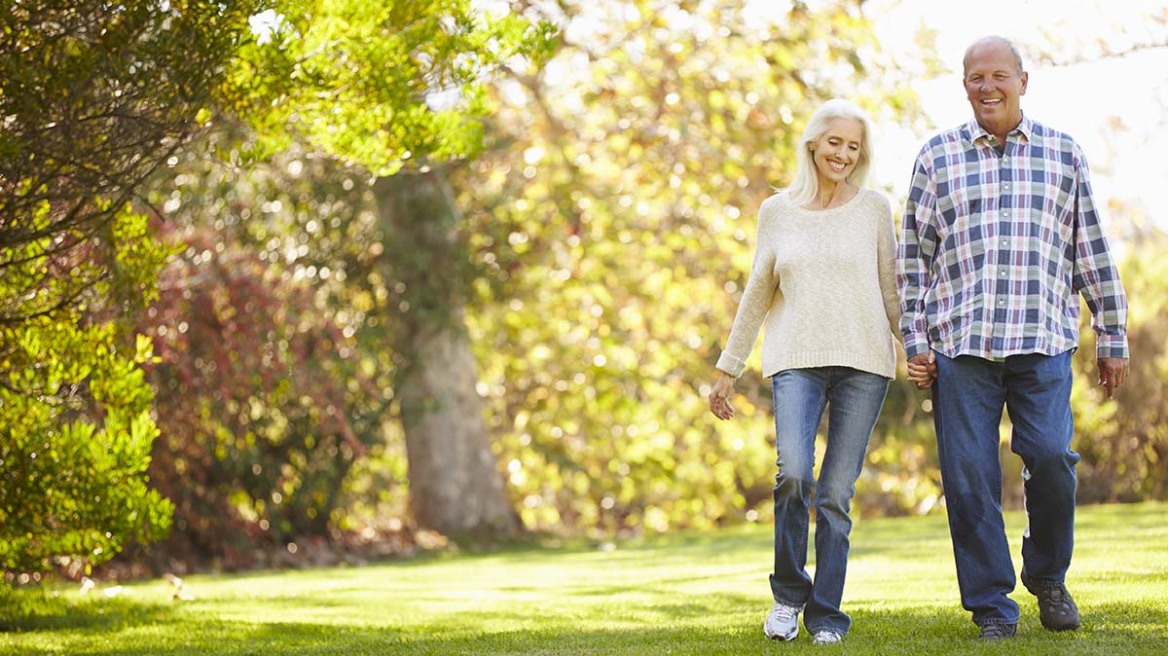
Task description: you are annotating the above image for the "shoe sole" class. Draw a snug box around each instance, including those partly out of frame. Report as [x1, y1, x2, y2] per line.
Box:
[764, 628, 798, 641]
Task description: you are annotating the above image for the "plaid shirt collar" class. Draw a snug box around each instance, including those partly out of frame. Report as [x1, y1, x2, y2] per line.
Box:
[963, 113, 1035, 147]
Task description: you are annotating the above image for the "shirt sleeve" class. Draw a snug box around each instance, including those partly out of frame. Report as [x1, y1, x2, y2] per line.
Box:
[897, 150, 938, 359]
[1069, 145, 1129, 359]
[716, 198, 780, 378]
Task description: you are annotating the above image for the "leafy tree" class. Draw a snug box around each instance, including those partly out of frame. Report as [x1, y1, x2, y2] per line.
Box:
[0, 0, 262, 574]
[1, 0, 261, 318]
[220, 0, 557, 537]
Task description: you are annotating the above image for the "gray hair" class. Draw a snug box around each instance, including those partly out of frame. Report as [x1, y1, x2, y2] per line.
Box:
[784, 98, 874, 207]
[963, 35, 1025, 75]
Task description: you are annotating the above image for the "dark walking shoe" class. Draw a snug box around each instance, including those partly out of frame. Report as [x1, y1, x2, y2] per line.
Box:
[977, 623, 1017, 640]
[1022, 571, 1081, 631]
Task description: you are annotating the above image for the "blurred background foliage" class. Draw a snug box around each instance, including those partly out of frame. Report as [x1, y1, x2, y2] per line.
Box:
[2, 0, 1165, 579]
[0, 0, 263, 575]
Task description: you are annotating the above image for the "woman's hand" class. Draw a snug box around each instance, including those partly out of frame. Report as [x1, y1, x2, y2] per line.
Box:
[709, 372, 736, 420]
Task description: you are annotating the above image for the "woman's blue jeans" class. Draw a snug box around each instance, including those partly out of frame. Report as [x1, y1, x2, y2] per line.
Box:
[931, 350, 1078, 627]
[769, 367, 889, 636]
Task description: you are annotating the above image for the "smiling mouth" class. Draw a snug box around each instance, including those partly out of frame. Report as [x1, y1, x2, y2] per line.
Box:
[828, 161, 848, 172]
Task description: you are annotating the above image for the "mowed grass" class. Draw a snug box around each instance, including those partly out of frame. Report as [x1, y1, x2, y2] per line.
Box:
[2, 502, 1166, 655]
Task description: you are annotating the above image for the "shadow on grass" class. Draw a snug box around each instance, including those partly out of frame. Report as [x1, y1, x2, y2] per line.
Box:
[0, 590, 173, 634]
[71, 605, 1168, 656]
[5, 505, 1166, 655]
[3, 594, 1164, 656]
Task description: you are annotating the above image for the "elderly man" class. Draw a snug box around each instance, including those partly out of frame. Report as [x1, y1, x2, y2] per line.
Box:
[897, 35, 1129, 641]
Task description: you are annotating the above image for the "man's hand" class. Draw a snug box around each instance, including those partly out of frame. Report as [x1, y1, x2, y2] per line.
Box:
[709, 372, 736, 421]
[1098, 357, 1130, 399]
[907, 352, 937, 389]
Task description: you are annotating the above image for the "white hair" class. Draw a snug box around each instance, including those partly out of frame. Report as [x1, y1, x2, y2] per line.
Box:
[784, 98, 874, 206]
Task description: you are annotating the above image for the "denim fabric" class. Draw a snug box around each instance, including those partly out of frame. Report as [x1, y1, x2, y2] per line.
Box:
[932, 350, 1078, 626]
[769, 366, 889, 636]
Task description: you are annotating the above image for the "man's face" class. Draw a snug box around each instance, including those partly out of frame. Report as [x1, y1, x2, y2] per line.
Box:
[963, 42, 1028, 137]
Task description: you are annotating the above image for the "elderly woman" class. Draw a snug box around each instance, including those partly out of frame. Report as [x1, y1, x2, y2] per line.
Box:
[708, 98, 900, 646]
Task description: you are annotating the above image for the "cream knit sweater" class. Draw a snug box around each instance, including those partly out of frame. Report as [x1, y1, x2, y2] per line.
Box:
[716, 188, 901, 380]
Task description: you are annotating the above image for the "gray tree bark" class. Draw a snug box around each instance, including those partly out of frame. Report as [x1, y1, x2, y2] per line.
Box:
[374, 170, 519, 537]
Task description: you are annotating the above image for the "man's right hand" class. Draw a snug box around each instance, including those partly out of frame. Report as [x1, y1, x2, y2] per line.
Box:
[907, 352, 937, 389]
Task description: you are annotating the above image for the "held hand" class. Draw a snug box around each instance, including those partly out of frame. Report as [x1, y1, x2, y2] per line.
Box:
[1098, 357, 1130, 399]
[708, 373, 736, 421]
[907, 352, 937, 390]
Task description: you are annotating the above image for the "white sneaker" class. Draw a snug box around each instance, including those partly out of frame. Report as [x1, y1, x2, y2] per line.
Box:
[763, 601, 802, 641]
[812, 630, 843, 645]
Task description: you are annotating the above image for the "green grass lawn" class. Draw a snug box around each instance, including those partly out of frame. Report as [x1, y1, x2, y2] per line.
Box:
[2, 502, 1166, 655]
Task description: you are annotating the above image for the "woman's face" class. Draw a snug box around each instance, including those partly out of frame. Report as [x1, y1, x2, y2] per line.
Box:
[809, 117, 863, 186]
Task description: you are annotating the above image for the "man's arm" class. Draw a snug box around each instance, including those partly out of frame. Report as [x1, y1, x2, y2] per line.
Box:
[1069, 147, 1128, 359]
[897, 152, 939, 361]
[1068, 145, 1130, 397]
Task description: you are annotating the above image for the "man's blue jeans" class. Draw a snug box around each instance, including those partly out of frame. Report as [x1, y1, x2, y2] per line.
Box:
[769, 367, 889, 636]
[932, 350, 1079, 627]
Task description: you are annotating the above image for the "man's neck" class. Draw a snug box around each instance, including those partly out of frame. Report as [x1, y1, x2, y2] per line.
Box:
[979, 114, 1022, 148]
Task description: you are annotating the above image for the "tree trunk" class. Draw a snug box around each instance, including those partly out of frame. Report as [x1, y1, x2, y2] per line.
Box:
[374, 170, 519, 537]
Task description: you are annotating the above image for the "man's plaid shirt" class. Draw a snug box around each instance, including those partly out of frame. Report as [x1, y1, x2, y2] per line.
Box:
[897, 114, 1128, 361]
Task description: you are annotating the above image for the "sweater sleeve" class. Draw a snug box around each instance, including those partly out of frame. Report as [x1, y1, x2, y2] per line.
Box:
[716, 197, 780, 378]
[875, 194, 901, 343]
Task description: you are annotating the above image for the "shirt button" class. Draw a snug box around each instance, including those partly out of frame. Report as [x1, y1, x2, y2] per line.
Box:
[998, 299, 1006, 306]
[999, 268, 1007, 276]
[1000, 239, 1008, 247]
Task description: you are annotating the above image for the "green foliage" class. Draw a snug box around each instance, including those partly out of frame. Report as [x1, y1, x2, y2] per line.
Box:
[226, 0, 558, 175]
[2, 503, 1167, 654]
[0, 209, 174, 575]
[0, 0, 262, 575]
[0, 0, 263, 276]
